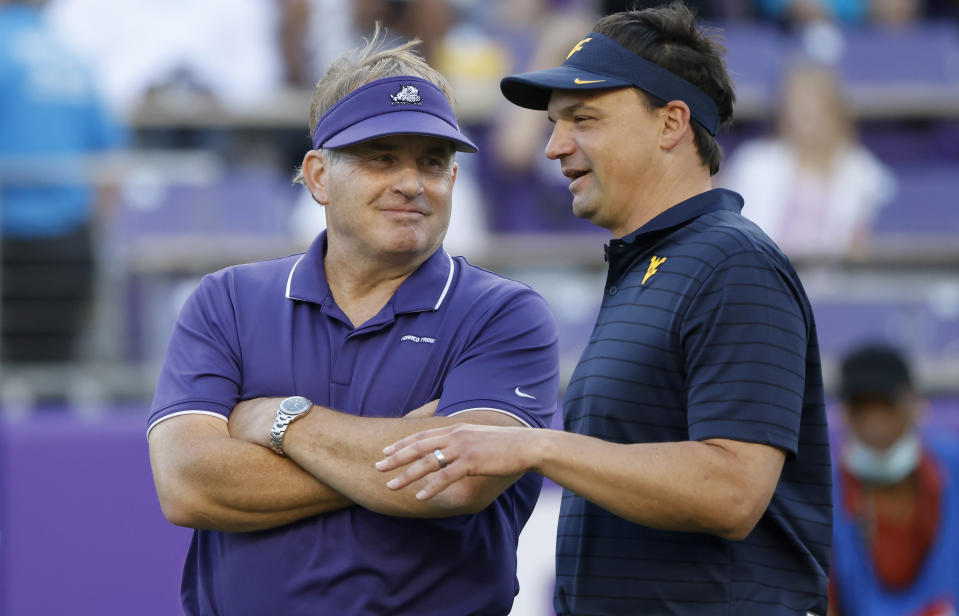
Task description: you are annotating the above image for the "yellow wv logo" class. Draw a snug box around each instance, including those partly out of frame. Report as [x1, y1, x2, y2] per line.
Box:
[567, 38, 592, 59]
[643, 256, 667, 285]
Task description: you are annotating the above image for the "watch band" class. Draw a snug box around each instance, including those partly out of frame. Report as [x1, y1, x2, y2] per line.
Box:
[269, 396, 313, 456]
[268, 414, 294, 456]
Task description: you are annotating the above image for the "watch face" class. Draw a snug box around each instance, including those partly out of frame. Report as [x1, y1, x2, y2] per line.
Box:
[280, 396, 312, 416]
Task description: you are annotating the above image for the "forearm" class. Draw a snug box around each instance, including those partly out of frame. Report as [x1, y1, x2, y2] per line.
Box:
[149, 418, 351, 532]
[285, 407, 515, 517]
[532, 430, 775, 540]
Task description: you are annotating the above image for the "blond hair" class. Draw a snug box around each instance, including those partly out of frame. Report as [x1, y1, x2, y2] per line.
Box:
[293, 26, 456, 185]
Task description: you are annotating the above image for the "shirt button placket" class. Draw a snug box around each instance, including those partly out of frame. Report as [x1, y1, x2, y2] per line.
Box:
[331, 335, 359, 386]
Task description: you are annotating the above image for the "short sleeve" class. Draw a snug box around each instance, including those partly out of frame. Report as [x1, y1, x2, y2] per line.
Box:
[437, 290, 559, 429]
[681, 250, 808, 456]
[148, 271, 243, 431]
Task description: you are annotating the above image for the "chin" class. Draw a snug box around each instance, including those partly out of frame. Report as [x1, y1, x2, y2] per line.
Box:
[571, 197, 599, 223]
[380, 229, 437, 256]
[382, 239, 425, 256]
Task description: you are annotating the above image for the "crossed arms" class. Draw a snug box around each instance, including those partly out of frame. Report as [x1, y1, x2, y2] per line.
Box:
[147, 268, 559, 534]
[148, 400, 525, 533]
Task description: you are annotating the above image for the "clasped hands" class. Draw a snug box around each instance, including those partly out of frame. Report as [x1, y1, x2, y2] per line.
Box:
[375, 423, 536, 501]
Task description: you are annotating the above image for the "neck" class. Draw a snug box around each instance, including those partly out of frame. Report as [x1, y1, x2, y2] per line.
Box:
[323, 235, 433, 327]
[614, 159, 712, 238]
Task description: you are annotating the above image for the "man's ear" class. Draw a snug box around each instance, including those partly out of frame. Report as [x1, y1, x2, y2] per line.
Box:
[302, 150, 330, 205]
[660, 100, 693, 151]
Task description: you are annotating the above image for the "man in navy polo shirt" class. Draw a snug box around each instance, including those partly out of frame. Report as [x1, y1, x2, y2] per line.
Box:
[146, 32, 559, 616]
[378, 4, 832, 615]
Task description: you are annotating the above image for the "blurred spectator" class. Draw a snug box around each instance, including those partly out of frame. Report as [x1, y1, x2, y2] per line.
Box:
[45, 0, 285, 112]
[601, 0, 753, 20]
[830, 343, 959, 615]
[754, 0, 949, 28]
[869, 0, 923, 25]
[290, 0, 445, 88]
[0, 0, 124, 362]
[721, 60, 894, 261]
[289, 0, 357, 87]
[393, 0, 457, 64]
[279, 0, 313, 86]
[755, 0, 870, 27]
[484, 4, 599, 231]
[346, 0, 457, 65]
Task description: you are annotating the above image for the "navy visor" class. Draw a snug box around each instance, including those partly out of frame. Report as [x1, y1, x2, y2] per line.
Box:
[501, 33, 721, 136]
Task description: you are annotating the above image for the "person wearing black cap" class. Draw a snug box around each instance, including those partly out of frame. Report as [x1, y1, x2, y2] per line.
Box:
[147, 29, 560, 615]
[378, 3, 832, 615]
[831, 343, 959, 615]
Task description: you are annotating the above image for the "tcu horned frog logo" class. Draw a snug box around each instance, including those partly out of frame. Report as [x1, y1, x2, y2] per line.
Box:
[390, 85, 422, 105]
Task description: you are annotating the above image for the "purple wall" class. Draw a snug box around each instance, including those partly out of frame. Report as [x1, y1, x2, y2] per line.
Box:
[0, 412, 191, 616]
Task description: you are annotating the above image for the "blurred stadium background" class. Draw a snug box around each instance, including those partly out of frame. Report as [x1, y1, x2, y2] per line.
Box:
[1, 0, 958, 614]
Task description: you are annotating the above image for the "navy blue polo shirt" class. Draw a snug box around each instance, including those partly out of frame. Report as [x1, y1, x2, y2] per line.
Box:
[555, 189, 832, 616]
[148, 232, 559, 616]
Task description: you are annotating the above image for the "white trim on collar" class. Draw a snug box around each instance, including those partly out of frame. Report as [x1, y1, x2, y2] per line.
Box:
[434, 254, 454, 311]
[285, 251, 452, 308]
[285, 254, 306, 300]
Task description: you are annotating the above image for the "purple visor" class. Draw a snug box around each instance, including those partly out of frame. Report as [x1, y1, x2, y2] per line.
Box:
[311, 75, 477, 153]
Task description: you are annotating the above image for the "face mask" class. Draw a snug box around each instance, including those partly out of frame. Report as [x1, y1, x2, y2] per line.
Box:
[842, 431, 920, 485]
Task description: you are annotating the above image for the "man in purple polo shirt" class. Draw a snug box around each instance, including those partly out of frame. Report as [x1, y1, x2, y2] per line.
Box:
[146, 32, 559, 616]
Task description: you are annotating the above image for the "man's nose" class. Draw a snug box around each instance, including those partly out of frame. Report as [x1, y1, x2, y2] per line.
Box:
[545, 123, 573, 160]
[392, 162, 425, 198]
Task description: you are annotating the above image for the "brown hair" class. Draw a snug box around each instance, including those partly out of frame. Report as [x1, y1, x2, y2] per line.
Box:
[593, 2, 735, 175]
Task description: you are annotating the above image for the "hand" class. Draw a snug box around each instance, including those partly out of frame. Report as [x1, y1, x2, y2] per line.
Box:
[229, 397, 283, 449]
[375, 424, 539, 500]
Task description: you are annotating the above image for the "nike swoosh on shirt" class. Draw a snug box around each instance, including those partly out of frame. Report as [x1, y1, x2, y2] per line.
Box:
[573, 78, 606, 84]
[514, 387, 536, 400]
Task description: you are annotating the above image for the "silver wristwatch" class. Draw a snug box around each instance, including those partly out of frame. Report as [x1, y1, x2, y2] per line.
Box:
[269, 396, 313, 456]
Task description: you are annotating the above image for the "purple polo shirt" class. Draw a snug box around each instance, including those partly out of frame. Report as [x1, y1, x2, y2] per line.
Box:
[148, 232, 559, 616]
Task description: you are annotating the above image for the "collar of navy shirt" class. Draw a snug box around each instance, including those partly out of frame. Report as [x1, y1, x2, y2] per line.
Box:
[603, 188, 744, 282]
[286, 231, 454, 326]
[606, 188, 743, 254]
